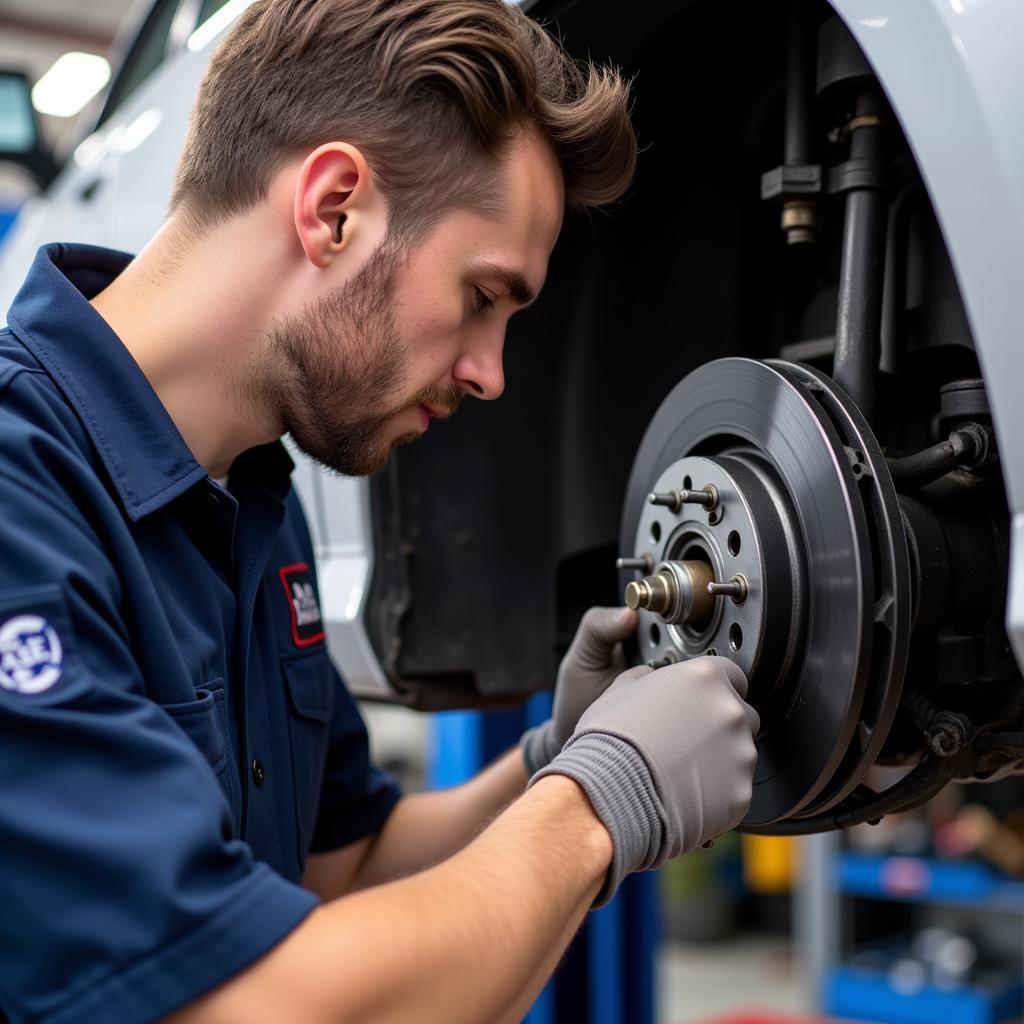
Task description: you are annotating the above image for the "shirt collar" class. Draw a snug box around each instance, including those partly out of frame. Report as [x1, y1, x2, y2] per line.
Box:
[5, 243, 293, 520]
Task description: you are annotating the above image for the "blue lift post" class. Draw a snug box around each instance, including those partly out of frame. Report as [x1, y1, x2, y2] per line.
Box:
[427, 694, 658, 1024]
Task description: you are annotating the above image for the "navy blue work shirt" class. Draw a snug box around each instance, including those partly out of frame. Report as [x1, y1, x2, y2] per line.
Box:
[0, 244, 401, 1024]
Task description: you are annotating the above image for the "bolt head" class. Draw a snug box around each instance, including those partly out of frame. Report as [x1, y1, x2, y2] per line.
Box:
[927, 721, 965, 757]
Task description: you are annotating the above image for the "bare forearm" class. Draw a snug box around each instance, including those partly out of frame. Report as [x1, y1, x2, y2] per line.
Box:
[494, 868, 602, 1024]
[173, 775, 610, 1024]
[352, 745, 528, 890]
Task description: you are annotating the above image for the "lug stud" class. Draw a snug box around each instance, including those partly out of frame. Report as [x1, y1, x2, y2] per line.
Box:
[616, 554, 654, 573]
[679, 485, 719, 510]
[707, 575, 748, 603]
[648, 490, 682, 512]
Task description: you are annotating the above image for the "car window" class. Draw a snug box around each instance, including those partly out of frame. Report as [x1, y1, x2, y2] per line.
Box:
[98, 0, 185, 126]
[198, 0, 234, 25]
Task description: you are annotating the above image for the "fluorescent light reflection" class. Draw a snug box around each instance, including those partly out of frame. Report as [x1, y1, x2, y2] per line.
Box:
[31, 52, 110, 118]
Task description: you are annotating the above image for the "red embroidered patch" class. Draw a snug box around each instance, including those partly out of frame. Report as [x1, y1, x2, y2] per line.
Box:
[278, 563, 326, 647]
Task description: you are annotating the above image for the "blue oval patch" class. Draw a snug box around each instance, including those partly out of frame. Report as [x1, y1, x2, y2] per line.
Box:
[0, 614, 63, 694]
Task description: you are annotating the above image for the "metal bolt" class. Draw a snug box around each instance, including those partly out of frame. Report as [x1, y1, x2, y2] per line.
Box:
[707, 575, 748, 603]
[616, 554, 653, 573]
[648, 490, 682, 512]
[782, 200, 816, 246]
[927, 713, 969, 757]
[679, 484, 719, 510]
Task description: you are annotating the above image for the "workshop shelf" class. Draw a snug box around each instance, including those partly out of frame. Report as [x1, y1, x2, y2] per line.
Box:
[824, 962, 1024, 1024]
[836, 852, 1024, 910]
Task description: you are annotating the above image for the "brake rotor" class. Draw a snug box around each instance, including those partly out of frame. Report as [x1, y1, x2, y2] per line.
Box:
[619, 358, 911, 826]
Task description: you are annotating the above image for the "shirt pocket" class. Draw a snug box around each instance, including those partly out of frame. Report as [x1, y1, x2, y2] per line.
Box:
[281, 653, 334, 865]
[161, 679, 242, 837]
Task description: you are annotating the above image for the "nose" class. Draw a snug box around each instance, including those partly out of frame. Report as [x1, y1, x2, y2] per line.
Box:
[452, 332, 506, 401]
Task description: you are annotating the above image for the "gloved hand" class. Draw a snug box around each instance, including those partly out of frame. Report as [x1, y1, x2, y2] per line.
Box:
[531, 656, 759, 905]
[520, 607, 638, 777]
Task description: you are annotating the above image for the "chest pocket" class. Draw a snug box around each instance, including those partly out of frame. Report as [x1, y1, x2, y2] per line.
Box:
[282, 653, 335, 863]
[161, 679, 242, 837]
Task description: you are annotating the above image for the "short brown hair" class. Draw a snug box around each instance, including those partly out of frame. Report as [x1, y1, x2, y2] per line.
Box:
[170, 0, 637, 242]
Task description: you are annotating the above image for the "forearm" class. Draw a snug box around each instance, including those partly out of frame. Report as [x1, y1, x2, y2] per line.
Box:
[351, 745, 528, 891]
[173, 775, 610, 1024]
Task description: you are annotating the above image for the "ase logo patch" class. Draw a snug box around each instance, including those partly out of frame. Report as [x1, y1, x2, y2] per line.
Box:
[278, 563, 325, 647]
[0, 613, 63, 694]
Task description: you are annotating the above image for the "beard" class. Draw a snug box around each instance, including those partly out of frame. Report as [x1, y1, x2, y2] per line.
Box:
[250, 240, 462, 477]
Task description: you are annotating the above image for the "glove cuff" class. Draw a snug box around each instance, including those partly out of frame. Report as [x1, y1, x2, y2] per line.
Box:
[520, 721, 561, 777]
[530, 732, 663, 907]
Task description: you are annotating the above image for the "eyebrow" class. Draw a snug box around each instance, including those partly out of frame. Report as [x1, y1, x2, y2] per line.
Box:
[476, 262, 537, 307]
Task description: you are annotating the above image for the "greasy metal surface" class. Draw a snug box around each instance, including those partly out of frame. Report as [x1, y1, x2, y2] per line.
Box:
[620, 358, 873, 823]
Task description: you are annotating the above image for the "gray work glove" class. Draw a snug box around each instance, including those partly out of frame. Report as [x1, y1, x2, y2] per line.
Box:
[521, 607, 638, 777]
[532, 656, 759, 906]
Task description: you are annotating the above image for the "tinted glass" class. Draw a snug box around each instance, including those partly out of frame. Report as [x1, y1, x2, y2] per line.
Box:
[198, 0, 234, 24]
[100, 0, 183, 125]
[0, 75, 36, 154]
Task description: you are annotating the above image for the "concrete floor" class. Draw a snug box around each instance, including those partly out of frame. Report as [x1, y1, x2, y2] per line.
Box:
[658, 935, 811, 1023]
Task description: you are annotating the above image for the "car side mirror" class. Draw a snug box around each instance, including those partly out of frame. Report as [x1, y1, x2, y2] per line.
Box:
[0, 71, 57, 186]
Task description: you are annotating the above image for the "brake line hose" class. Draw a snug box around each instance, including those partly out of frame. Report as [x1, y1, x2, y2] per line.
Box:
[743, 753, 964, 836]
[886, 423, 991, 489]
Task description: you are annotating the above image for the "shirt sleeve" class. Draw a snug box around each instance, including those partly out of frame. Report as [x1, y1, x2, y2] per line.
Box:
[309, 657, 402, 854]
[0, 437, 316, 1023]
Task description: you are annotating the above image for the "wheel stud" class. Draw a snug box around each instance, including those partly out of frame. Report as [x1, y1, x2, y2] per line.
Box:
[680, 485, 719, 510]
[648, 490, 682, 512]
[707, 575, 748, 603]
[616, 554, 654, 572]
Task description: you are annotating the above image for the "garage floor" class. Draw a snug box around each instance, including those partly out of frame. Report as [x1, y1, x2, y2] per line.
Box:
[658, 935, 810, 1023]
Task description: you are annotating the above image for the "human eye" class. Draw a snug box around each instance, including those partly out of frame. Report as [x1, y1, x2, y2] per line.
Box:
[472, 285, 497, 315]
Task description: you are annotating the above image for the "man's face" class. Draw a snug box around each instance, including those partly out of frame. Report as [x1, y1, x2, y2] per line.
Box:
[260, 131, 564, 476]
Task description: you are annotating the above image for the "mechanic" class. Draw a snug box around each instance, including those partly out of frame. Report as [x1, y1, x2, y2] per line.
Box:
[0, 2, 759, 1022]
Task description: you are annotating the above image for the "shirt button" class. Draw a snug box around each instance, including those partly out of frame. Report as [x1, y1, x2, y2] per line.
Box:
[252, 758, 267, 787]
[204, 491, 220, 510]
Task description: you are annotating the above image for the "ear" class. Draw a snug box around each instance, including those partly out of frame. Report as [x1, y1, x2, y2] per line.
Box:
[293, 143, 376, 268]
